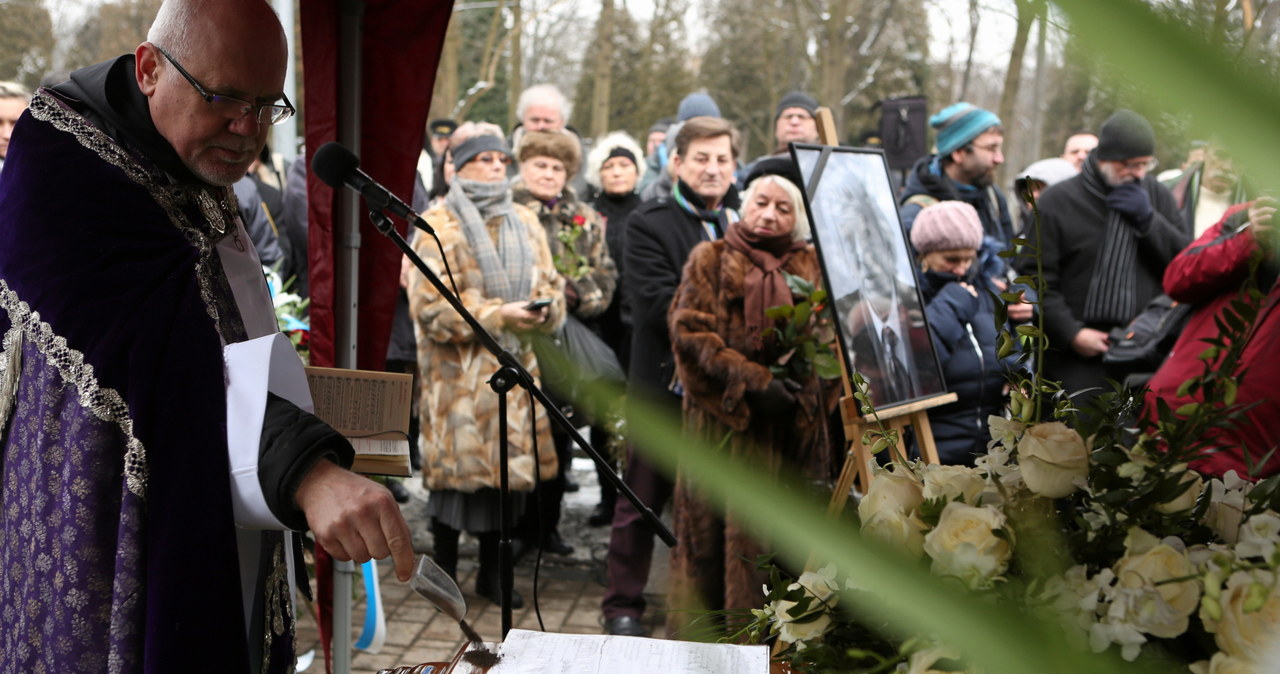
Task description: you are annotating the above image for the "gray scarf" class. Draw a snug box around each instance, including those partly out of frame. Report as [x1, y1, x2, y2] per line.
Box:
[1079, 155, 1154, 325]
[446, 177, 534, 303]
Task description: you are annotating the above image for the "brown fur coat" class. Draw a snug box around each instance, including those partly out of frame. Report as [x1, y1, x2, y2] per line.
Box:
[666, 239, 840, 631]
[409, 202, 563, 492]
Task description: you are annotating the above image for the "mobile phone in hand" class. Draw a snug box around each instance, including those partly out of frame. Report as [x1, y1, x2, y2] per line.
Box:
[524, 298, 552, 311]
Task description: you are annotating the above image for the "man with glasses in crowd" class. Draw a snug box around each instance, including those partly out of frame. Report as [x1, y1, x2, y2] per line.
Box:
[899, 102, 1018, 289]
[1018, 109, 1190, 403]
[0, 0, 413, 671]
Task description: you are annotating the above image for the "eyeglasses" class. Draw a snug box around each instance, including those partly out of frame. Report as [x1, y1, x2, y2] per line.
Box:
[1121, 157, 1159, 171]
[970, 142, 1003, 155]
[155, 44, 295, 126]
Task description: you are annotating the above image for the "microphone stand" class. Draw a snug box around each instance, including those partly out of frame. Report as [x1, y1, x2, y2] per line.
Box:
[367, 211, 675, 638]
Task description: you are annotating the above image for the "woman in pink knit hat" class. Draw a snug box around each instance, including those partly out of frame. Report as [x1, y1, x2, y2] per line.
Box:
[911, 201, 1016, 465]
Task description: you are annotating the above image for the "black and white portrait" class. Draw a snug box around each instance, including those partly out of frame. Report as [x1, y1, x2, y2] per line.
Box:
[792, 145, 945, 409]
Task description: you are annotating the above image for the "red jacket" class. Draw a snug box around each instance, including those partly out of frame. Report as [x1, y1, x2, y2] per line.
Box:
[1145, 202, 1280, 478]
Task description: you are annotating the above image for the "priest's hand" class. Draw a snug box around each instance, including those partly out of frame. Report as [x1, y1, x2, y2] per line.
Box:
[296, 459, 415, 582]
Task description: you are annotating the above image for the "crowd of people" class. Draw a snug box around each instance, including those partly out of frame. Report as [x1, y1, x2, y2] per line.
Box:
[0, 0, 1276, 670]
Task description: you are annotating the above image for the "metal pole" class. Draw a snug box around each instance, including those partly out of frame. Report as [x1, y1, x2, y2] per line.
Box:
[332, 1, 365, 673]
[272, 0, 298, 161]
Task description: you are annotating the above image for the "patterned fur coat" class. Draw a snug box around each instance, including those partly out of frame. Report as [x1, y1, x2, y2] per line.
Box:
[666, 240, 840, 630]
[511, 182, 617, 320]
[409, 202, 563, 492]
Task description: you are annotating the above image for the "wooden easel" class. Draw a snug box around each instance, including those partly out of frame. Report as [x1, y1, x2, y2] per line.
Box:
[810, 107, 957, 516]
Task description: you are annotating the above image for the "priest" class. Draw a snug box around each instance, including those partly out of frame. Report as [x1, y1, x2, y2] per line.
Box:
[0, 1, 413, 672]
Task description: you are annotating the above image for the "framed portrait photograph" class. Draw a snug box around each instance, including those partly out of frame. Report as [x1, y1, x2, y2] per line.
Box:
[790, 144, 946, 410]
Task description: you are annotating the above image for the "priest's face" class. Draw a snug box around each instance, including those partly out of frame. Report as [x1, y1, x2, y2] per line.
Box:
[137, 6, 288, 187]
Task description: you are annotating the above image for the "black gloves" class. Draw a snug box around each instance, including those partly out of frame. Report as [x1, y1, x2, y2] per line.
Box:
[1107, 182, 1153, 225]
[747, 378, 799, 416]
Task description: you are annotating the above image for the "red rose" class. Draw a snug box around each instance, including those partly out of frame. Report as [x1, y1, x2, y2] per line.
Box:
[572, 214, 586, 227]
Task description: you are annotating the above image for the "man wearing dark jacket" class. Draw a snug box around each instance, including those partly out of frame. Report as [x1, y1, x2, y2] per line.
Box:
[1019, 110, 1191, 402]
[899, 102, 1014, 283]
[602, 115, 741, 637]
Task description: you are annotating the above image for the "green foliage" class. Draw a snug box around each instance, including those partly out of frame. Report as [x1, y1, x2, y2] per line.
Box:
[763, 272, 841, 382]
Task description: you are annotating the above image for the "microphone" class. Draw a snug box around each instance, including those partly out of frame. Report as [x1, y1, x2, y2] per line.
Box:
[312, 142, 433, 234]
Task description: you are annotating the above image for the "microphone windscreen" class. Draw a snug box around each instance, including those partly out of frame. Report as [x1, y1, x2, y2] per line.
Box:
[312, 142, 360, 189]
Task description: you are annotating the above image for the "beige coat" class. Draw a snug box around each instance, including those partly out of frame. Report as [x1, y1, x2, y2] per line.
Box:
[409, 202, 564, 492]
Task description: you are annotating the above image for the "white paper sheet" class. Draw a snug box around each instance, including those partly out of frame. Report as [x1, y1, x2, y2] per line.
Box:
[455, 629, 768, 674]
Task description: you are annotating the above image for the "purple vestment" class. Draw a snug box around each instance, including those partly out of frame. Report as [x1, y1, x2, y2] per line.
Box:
[0, 89, 294, 672]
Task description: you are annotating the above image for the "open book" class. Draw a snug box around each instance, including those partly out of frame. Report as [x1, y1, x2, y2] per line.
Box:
[448, 629, 769, 673]
[305, 366, 413, 477]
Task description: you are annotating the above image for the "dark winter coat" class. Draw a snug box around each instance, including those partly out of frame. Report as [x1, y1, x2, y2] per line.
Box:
[919, 269, 1010, 465]
[1017, 170, 1189, 396]
[899, 155, 1015, 280]
[1145, 203, 1280, 478]
[592, 189, 643, 365]
[622, 183, 738, 406]
[666, 239, 840, 626]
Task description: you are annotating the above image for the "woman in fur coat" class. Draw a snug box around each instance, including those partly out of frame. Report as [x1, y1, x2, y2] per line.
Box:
[511, 130, 618, 554]
[410, 133, 564, 607]
[666, 173, 840, 633]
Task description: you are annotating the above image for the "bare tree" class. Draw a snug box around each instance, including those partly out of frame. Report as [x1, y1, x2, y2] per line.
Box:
[0, 0, 55, 89]
[959, 0, 980, 101]
[430, 10, 462, 122]
[588, 0, 614, 138]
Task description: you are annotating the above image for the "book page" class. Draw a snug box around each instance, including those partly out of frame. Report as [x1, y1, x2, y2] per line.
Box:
[452, 629, 767, 674]
[305, 366, 413, 477]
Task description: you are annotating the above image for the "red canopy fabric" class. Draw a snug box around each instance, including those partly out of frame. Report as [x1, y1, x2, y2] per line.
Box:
[303, 0, 453, 372]
[300, 3, 453, 670]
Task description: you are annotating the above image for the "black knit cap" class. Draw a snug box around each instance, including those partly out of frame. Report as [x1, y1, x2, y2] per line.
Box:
[1096, 109, 1155, 161]
[775, 91, 819, 121]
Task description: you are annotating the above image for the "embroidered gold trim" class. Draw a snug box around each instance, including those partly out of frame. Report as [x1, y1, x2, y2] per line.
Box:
[27, 92, 240, 342]
[0, 280, 148, 498]
[0, 321, 21, 434]
[261, 539, 294, 674]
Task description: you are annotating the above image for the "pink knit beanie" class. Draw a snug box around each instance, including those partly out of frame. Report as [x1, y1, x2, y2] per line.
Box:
[910, 201, 984, 254]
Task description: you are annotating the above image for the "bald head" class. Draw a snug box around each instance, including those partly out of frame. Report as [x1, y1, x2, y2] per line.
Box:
[137, 0, 288, 186]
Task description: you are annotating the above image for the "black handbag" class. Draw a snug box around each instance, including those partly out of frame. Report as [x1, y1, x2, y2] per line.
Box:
[1103, 294, 1193, 373]
[533, 314, 624, 422]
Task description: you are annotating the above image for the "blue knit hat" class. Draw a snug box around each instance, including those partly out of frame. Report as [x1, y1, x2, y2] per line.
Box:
[930, 102, 1001, 157]
[677, 92, 721, 121]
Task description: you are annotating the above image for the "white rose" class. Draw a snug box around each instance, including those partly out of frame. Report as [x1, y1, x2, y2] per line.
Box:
[858, 464, 924, 522]
[922, 502, 1012, 590]
[1112, 528, 1200, 638]
[922, 464, 986, 505]
[1156, 471, 1203, 514]
[1203, 570, 1280, 664]
[1235, 511, 1280, 560]
[862, 508, 929, 558]
[1016, 422, 1089, 498]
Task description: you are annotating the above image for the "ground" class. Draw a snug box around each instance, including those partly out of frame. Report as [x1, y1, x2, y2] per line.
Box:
[295, 456, 673, 672]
